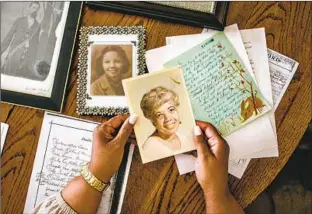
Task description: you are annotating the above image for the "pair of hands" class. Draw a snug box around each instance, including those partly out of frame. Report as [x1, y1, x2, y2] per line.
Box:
[89, 114, 229, 200]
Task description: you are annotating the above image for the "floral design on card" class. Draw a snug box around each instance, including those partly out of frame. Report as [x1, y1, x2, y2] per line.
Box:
[164, 32, 271, 136]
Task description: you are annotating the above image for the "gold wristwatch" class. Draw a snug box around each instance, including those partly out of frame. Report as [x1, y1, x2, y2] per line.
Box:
[80, 163, 110, 192]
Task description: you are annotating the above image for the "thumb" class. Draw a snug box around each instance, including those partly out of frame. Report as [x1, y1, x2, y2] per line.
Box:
[204, 125, 229, 161]
[194, 126, 213, 160]
[113, 114, 137, 146]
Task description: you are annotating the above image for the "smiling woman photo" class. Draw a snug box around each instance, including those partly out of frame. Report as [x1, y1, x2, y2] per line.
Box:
[122, 67, 196, 163]
[91, 45, 130, 96]
[140, 86, 183, 153]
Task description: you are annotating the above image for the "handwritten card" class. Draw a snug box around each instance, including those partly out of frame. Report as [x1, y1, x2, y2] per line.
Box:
[166, 25, 278, 160]
[166, 25, 279, 178]
[164, 32, 272, 136]
[24, 112, 134, 214]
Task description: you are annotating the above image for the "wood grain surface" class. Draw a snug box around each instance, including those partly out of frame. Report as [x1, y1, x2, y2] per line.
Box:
[1, 2, 311, 214]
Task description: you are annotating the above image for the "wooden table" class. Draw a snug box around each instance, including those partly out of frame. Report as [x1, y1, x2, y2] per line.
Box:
[1, 2, 311, 213]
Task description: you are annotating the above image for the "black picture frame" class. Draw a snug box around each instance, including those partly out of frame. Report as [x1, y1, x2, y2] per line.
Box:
[1, 2, 83, 112]
[85, 1, 229, 30]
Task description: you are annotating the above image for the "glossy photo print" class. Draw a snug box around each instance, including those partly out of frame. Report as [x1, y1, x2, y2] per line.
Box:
[123, 67, 196, 163]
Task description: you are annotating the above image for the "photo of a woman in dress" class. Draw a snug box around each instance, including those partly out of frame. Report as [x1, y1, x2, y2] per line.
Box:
[91, 45, 131, 96]
[140, 86, 183, 153]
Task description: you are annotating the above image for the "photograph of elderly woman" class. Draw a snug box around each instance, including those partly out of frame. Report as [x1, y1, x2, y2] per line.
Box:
[141, 86, 182, 151]
[122, 67, 196, 163]
[90, 45, 132, 96]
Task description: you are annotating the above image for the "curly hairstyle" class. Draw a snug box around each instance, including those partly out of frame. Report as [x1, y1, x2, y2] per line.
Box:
[95, 45, 130, 77]
[140, 86, 180, 120]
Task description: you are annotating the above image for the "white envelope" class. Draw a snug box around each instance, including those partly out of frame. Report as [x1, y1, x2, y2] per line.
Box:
[174, 154, 251, 179]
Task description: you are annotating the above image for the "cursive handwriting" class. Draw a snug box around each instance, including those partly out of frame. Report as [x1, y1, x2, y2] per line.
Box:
[38, 136, 92, 197]
[163, 32, 264, 135]
[25, 87, 49, 93]
[177, 37, 245, 125]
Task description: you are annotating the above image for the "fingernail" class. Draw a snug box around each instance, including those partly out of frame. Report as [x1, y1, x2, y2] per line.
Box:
[194, 126, 202, 136]
[129, 114, 138, 125]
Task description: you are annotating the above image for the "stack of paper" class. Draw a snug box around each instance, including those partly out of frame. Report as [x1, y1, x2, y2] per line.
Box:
[145, 24, 298, 178]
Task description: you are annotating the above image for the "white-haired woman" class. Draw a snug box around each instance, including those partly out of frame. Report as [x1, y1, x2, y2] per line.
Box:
[140, 86, 185, 157]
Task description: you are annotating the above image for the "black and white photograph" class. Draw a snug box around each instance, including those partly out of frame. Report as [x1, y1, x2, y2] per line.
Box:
[1, 2, 70, 97]
[77, 26, 146, 115]
[1, 2, 82, 112]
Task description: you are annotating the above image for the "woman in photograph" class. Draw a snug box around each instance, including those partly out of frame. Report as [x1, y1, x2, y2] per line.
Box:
[1, 2, 41, 78]
[140, 86, 183, 154]
[91, 45, 130, 96]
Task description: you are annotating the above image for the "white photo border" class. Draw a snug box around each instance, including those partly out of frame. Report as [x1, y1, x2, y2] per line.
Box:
[1, 2, 70, 98]
[86, 39, 136, 108]
[1, 2, 83, 112]
[77, 26, 146, 115]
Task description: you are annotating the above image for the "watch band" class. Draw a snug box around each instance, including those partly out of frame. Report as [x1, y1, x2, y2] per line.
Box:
[80, 163, 110, 192]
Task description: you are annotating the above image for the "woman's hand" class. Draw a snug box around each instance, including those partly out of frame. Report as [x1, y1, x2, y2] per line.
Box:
[194, 120, 229, 199]
[62, 114, 137, 214]
[89, 114, 137, 183]
[193, 120, 244, 214]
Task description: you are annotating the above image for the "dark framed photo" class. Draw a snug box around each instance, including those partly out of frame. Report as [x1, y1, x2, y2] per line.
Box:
[76, 26, 146, 116]
[1, 2, 83, 112]
[85, 1, 229, 30]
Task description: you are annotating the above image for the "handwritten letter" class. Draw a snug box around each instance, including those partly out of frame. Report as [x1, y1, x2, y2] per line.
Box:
[164, 32, 271, 136]
[24, 113, 134, 214]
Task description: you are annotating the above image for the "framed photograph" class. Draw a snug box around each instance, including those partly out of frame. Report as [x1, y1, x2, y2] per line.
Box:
[1, 2, 82, 112]
[85, 1, 229, 30]
[122, 67, 196, 163]
[77, 26, 146, 115]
